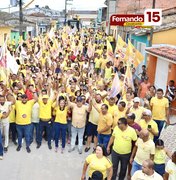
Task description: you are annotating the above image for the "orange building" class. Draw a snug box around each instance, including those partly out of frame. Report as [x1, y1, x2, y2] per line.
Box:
[146, 45, 176, 114]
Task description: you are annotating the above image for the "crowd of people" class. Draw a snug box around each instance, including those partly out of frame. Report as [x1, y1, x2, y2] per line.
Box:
[0, 26, 176, 180]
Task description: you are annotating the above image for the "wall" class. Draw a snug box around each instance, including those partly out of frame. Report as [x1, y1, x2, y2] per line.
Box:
[152, 29, 176, 46]
[0, 27, 11, 46]
[116, 0, 176, 13]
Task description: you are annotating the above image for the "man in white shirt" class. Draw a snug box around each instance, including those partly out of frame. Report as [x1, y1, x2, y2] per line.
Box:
[164, 151, 176, 180]
[132, 159, 163, 180]
[0, 95, 12, 152]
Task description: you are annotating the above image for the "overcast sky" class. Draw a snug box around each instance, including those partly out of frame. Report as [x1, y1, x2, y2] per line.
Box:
[0, 0, 106, 12]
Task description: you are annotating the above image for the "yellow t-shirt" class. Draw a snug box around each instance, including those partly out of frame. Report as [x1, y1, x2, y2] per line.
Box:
[154, 149, 167, 164]
[86, 154, 112, 179]
[97, 112, 113, 135]
[100, 58, 108, 70]
[54, 107, 68, 124]
[129, 106, 145, 123]
[112, 126, 137, 154]
[9, 105, 16, 123]
[134, 138, 155, 165]
[95, 58, 101, 68]
[38, 99, 53, 119]
[15, 100, 35, 125]
[113, 109, 127, 129]
[139, 119, 159, 140]
[89, 103, 102, 125]
[105, 67, 112, 79]
[150, 97, 169, 120]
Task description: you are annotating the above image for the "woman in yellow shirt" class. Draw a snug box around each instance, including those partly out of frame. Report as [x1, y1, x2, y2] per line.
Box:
[81, 145, 113, 180]
[54, 97, 68, 153]
[154, 139, 172, 177]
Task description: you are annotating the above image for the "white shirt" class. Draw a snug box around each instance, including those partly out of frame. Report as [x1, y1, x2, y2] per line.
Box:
[0, 101, 11, 121]
[131, 170, 163, 180]
[165, 160, 176, 180]
[31, 102, 39, 123]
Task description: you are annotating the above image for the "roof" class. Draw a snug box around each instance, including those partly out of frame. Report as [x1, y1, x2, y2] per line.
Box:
[146, 45, 176, 63]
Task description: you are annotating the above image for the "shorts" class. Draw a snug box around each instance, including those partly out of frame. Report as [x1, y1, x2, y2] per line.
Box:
[86, 122, 98, 137]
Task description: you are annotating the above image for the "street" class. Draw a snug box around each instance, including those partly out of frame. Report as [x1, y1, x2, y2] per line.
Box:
[0, 116, 175, 180]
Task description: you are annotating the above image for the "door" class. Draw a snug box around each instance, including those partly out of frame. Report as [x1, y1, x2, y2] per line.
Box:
[154, 58, 169, 93]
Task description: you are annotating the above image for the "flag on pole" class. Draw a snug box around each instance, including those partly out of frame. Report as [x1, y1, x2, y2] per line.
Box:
[107, 40, 114, 62]
[115, 35, 127, 61]
[87, 41, 94, 58]
[122, 63, 134, 95]
[109, 73, 121, 98]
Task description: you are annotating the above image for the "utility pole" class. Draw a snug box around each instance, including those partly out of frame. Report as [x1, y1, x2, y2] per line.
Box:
[64, 0, 67, 25]
[107, 0, 110, 35]
[149, 0, 156, 47]
[19, 0, 23, 37]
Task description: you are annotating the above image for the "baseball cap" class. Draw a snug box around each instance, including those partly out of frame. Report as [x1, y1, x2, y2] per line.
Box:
[143, 109, 152, 116]
[127, 113, 136, 120]
[133, 97, 140, 103]
[42, 95, 49, 99]
[91, 171, 103, 180]
[76, 96, 83, 102]
[115, 54, 119, 58]
[21, 94, 28, 99]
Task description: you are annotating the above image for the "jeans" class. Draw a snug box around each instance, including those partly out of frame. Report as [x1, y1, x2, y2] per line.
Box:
[0, 119, 9, 148]
[111, 150, 131, 180]
[30, 123, 39, 144]
[67, 120, 72, 139]
[154, 120, 165, 142]
[98, 134, 111, 149]
[54, 122, 67, 148]
[0, 129, 3, 156]
[71, 126, 85, 150]
[10, 123, 17, 142]
[154, 163, 165, 176]
[38, 120, 52, 145]
[16, 124, 31, 147]
[131, 161, 142, 176]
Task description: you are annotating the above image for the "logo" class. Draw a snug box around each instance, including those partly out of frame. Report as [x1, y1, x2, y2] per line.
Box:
[110, 9, 162, 27]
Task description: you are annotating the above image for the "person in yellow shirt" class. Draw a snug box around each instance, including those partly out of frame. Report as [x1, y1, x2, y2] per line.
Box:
[104, 62, 113, 81]
[81, 144, 113, 180]
[53, 97, 68, 153]
[92, 102, 113, 149]
[107, 117, 137, 180]
[94, 55, 101, 75]
[154, 139, 172, 177]
[139, 109, 158, 140]
[131, 159, 163, 180]
[37, 95, 54, 150]
[85, 94, 102, 153]
[15, 94, 37, 153]
[130, 129, 155, 176]
[150, 88, 169, 142]
[105, 97, 117, 118]
[100, 54, 108, 77]
[113, 101, 127, 129]
[127, 97, 145, 123]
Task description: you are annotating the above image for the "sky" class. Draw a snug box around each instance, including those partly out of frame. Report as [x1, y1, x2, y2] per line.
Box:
[0, 0, 106, 12]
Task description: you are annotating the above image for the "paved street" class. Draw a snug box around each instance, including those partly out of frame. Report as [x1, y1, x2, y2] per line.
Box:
[0, 116, 175, 180]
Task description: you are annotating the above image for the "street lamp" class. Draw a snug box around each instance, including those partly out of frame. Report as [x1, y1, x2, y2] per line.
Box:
[64, 0, 73, 25]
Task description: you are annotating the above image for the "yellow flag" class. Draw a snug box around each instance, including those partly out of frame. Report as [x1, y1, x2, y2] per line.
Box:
[107, 40, 114, 61]
[134, 50, 144, 68]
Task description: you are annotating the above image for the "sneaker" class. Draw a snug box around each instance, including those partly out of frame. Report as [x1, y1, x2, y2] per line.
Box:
[67, 139, 71, 144]
[36, 143, 41, 149]
[48, 144, 52, 150]
[78, 149, 82, 154]
[61, 148, 64, 154]
[0, 156, 3, 160]
[68, 147, 75, 153]
[84, 147, 90, 153]
[13, 141, 17, 146]
[26, 147, 31, 153]
[55, 147, 58, 152]
[16, 146, 21, 152]
[4, 147, 8, 153]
